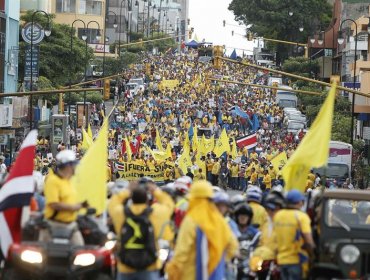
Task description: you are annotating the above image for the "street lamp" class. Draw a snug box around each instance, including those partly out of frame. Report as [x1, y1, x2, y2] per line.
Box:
[69, 19, 86, 116]
[127, 0, 133, 44]
[29, 10, 51, 130]
[135, 1, 140, 32]
[146, 1, 152, 37]
[84, 21, 101, 123]
[118, 0, 125, 57]
[309, 37, 315, 44]
[299, 25, 304, 32]
[151, 4, 156, 38]
[338, 18, 358, 146]
[157, 0, 164, 34]
[103, 11, 118, 76]
[288, 11, 293, 16]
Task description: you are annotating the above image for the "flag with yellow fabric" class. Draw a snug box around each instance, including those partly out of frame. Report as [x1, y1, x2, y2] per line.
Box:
[124, 137, 132, 161]
[183, 131, 190, 152]
[231, 138, 237, 159]
[192, 126, 199, 152]
[213, 129, 230, 157]
[156, 128, 164, 151]
[203, 135, 215, 155]
[81, 128, 93, 150]
[178, 147, 192, 174]
[271, 151, 288, 172]
[282, 82, 337, 192]
[73, 120, 108, 215]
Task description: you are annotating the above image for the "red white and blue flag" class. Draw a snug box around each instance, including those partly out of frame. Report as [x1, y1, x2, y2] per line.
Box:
[0, 130, 38, 257]
[236, 133, 257, 149]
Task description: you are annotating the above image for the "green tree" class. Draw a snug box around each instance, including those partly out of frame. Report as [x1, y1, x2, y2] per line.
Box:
[19, 11, 94, 88]
[95, 52, 139, 76]
[282, 57, 320, 87]
[228, 0, 332, 62]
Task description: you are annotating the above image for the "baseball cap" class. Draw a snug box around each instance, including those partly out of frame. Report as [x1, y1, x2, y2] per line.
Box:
[286, 190, 305, 204]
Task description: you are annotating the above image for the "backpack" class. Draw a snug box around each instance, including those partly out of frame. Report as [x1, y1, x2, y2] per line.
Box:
[118, 206, 157, 270]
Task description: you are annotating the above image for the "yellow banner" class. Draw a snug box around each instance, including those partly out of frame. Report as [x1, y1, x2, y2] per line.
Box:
[115, 161, 165, 182]
[271, 151, 288, 172]
[159, 79, 180, 90]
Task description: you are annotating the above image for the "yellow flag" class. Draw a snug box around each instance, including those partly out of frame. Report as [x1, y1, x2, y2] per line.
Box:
[87, 124, 93, 139]
[204, 135, 215, 154]
[214, 129, 230, 157]
[282, 82, 337, 192]
[81, 128, 93, 150]
[178, 147, 192, 174]
[231, 138, 237, 159]
[165, 143, 172, 159]
[124, 137, 132, 161]
[156, 128, 164, 151]
[271, 151, 288, 172]
[192, 126, 199, 152]
[183, 131, 190, 152]
[73, 120, 108, 215]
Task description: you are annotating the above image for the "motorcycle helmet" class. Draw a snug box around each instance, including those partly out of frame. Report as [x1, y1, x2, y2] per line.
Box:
[230, 194, 246, 208]
[246, 186, 263, 204]
[213, 191, 230, 205]
[174, 176, 191, 195]
[110, 180, 129, 196]
[56, 150, 78, 168]
[234, 203, 254, 225]
[212, 186, 222, 193]
[161, 183, 177, 202]
[264, 191, 285, 210]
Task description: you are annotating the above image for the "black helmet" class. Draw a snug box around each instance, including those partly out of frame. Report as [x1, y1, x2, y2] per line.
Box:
[264, 192, 285, 210]
[234, 203, 254, 222]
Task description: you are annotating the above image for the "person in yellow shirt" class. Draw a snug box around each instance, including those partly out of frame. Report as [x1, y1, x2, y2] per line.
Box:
[108, 178, 175, 278]
[254, 191, 286, 266]
[273, 190, 315, 279]
[262, 170, 272, 190]
[40, 150, 88, 246]
[268, 164, 277, 181]
[164, 164, 174, 184]
[249, 167, 258, 185]
[205, 155, 214, 182]
[230, 161, 239, 190]
[166, 181, 238, 280]
[211, 158, 221, 185]
[246, 186, 268, 229]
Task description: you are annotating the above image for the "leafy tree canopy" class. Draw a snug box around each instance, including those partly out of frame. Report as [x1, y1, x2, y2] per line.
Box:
[19, 11, 95, 88]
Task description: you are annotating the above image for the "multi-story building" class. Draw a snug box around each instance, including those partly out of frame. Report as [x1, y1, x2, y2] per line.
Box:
[20, 0, 105, 55]
[106, 0, 188, 47]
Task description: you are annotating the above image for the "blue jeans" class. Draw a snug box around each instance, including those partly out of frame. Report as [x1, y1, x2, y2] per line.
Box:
[280, 264, 302, 280]
[117, 270, 159, 280]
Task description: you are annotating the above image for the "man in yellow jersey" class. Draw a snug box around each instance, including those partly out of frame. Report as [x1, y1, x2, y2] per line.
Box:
[246, 186, 268, 229]
[273, 190, 315, 280]
[41, 150, 88, 245]
[262, 169, 272, 190]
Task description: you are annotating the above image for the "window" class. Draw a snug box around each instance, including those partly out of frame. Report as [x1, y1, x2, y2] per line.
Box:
[79, 0, 102, 15]
[56, 0, 76, 13]
[78, 28, 101, 44]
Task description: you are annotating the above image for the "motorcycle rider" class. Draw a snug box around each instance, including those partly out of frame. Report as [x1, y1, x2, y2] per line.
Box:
[234, 202, 259, 244]
[173, 176, 192, 229]
[246, 186, 268, 229]
[40, 150, 87, 245]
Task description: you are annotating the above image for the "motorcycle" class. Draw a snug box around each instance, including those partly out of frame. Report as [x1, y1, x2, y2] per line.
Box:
[234, 232, 261, 280]
[2, 208, 116, 280]
[250, 257, 280, 280]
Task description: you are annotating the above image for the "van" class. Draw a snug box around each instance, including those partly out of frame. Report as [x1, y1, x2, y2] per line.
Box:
[276, 86, 297, 108]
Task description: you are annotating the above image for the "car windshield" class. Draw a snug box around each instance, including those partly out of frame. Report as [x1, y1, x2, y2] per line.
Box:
[325, 198, 370, 230]
[288, 122, 304, 130]
[127, 84, 137, 89]
[314, 163, 349, 178]
[279, 100, 296, 108]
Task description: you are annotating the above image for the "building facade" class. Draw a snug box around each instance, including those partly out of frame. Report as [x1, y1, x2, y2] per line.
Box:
[21, 0, 104, 52]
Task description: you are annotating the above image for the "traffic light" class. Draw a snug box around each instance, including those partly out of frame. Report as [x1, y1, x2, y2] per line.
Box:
[104, 79, 110, 100]
[247, 32, 254, 41]
[223, 20, 226, 27]
[189, 27, 194, 39]
[213, 45, 224, 69]
[231, 30, 234, 36]
[145, 63, 151, 75]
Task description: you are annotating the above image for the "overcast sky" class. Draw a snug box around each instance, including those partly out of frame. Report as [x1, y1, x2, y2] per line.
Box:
[188, 0, 255, 55]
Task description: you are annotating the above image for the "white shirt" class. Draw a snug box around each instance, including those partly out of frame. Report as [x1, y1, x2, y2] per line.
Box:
[0, 163, 7, 174]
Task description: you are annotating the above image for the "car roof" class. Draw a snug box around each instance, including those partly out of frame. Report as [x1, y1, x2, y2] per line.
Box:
[323, 189, 370, 200]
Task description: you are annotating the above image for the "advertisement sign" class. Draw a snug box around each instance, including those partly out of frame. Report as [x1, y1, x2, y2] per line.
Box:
[0, 104, 13, 127]
[52, 115, 69, 146]
[88, 44, 110, 53]
[21, 22, 45, 45]
[24, 45, 40, 81]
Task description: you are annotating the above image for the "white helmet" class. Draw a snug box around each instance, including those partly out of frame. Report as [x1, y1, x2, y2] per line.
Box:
[56, 150, 78, 167]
